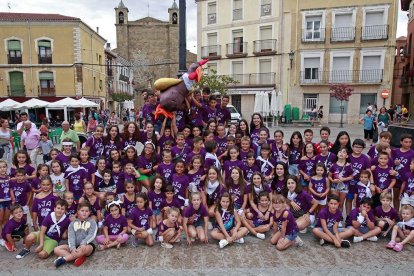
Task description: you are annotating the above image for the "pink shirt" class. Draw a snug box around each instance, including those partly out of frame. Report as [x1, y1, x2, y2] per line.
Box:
[21, 128, 40, 150]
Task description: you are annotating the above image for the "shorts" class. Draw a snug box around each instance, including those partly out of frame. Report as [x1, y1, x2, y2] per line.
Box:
[316, 227, 344, 234]
[401, 194, 414, 207]
[0, 200, 11, 210]
[82, 243, 96, 256]
[288, 164, 299, 176]
[364, 129, 374, 140]
[316, 198, 327, 206]
[347, 226, 369, 234]
[153, 209, 161, 216]
[137, 174, 154, 181]
[193, 220, 204, 228]
[33, 232, 59, 255]
[300, 178, 309, 188]
[331, 182, 348, 193]
[11, 224, 27, 240]
[285, 230, 299, 241]
[22, 205, 29, 215]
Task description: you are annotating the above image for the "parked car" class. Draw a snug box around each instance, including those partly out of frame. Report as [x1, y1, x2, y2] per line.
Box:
[227, 104, 242, 124]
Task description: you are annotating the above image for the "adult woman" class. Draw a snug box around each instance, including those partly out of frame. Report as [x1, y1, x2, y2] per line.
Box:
[103, 125, 122, 158]
[73, 113, 86, 133]
[249, 113, 269, 145]
[377, 107, 391, 134]
[87, 115, 98, 135]
[359, 110, 376, 144]
[0, 118, 12, 170]
[237, 119, 250, 137]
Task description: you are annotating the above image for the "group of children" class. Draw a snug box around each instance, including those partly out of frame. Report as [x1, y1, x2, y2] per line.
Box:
[1, 100, 414, 268]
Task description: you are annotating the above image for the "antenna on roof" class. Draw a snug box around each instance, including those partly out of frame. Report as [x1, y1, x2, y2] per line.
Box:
[147, 0, 150, 17]
[7, 2, 11, 11]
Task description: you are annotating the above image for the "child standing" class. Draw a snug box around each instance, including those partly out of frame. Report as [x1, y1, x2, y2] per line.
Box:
[243, 152, 260, 185]
[401, 157, 414, 207]
[128, 193, 154, 247]
[171, 159, 190, 208]
[223, 146, 244, 181]
[299, 142, 317, 188]
[32, 176, 59, 231]
[156, 150, 174, 185]
[355, 170, 375, 207]
[386, 205, 414, 252]
[315, 140, 336, 171]
[38, 133, 53, 164]
[50, 160, 66, 197]
[372, 152, 396, 207]
[10, 169, 31, 218]
[121, 180, 136, 218]
[0, 160, 14, 239]
[202, 167, 226, 217]
[182, 192, 209, 245]
[79, 148, 96, 183]
[226, 167, 248, 215]
[53, 201, 97, 268]
[96, 201, 128, 250]
[204, 140, 221, 171]
[148, 176, 166, 228]
[288, 131, 304, 176]
[308, 163, 330, 211]
[64, 154, 88, 201]
[188, 155, 206, 193]
[256, 144, 275, 185]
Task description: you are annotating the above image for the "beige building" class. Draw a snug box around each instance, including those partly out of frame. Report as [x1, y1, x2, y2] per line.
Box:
[0, 12, 107, 106]
[196, 0, 398, 124]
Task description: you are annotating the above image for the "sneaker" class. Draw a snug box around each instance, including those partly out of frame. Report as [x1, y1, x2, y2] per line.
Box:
[367, 236, 378, 242]
[256, 233, 265, 240]
[219, 239, 229, 249]
[74, 255, 87, 267]
[161, 242, 173, 249]
[0, 239, 5, 246]
[15, 248, 30, 259]
[353, 236, 363, 243]
[4, 241, 14, 252]
[386, 240, 397, 249]
[208, 222, 213, 230]
[341, 240, 351, 248]
[393, 243, 403, 252]
[319, 239, 325, 246]
[234, 238, 244, 244]
[146, 228, 153, 235]
[132, 238, 139, 248]
[299, 228, 307, 234]
[54, 257, 66, 268]
[295, 236, 304, 247]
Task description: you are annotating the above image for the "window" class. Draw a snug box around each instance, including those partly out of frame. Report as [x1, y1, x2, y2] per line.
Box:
[332, 12, 355, 41]
[206, 62, 217, 75]
[361, 55, 382, 82]
[233, 0, 242, 21]
[359, 94, 377, 114]
[362, 8, 388, 40]
[261, 0, 271, 16]
[232, 30, 244, 54]
[231, 95, 242, 116]
[255, 26, 274, 53]
[303, 94, 318, 114]
[207, 33, 218, 55]
[9, 71, 25, 96]
[38, 40, 52, 64]
[208, 2, 216, 24]
[329, 96, 348, 114]
[39, 71, 55, 96]
[119, 12, 124, 24]
[99, 80, 103, 90]
[7, 40, 22, 64]
[331, 56, 351, 82]
[303, 57, 320, 82]
[304, 15, 323, 41]
[99, 55, 102, 65]
[232, 61, 244, 84]
[259, 59, 272, 84]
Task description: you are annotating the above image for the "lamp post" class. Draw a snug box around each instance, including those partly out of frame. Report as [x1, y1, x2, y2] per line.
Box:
[288, 50, 294, 69]
[177, 0, 187, 78]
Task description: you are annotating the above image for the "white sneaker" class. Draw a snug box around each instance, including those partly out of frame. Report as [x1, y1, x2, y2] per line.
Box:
[299, 228, 307, 234]
[256, 233, 265, 240]
[319, 239, 325, 246]
[0, 239, 5, 246]
[219, 239, 229, 249]
[295, 236, 304, 247]
[234, 238, 244, 244]
[367, 236, 378, 242]
[161, 242, 173, 249]
[146, 228, 154, 235]
[208, 222, 213, 230]
[353, 236, 363, 243]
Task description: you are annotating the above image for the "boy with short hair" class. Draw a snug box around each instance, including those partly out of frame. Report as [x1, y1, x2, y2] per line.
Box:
[367, 131, 392, 159]
[204, 140, 220, 171]
[315, 127, 333, 154]
[303, 129, 314, 144]
[38, 133, 54, 163]
[1, 204, 28, 252]
[374, 192, 398, 237]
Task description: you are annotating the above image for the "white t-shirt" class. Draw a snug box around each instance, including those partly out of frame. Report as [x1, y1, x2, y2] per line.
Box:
[16, 121, 37, 131]
[50, 173, 66, 193]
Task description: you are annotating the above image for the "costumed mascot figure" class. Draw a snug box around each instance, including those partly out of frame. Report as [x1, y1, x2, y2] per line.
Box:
[154, 59, 209, 119]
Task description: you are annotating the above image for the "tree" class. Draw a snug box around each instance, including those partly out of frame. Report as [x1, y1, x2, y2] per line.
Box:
[329, 83, 354, 128]
[195, 69, 239, 95]
[110, 92, 135, 102]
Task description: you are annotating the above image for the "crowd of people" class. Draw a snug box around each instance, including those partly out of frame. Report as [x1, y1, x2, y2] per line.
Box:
[0, 87, 413, 269]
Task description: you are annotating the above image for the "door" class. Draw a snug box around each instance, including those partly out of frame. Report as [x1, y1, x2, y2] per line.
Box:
[331, 56, 351, 82]
[259, 26, 273, 52]
[304, 94, 318, 114]
[361, 55, 381, 82]
[9, 71, 24, 96]
[333, 13, 353, 40]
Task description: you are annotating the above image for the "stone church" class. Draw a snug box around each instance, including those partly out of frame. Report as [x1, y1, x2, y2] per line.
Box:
[114, 0, 196, 107]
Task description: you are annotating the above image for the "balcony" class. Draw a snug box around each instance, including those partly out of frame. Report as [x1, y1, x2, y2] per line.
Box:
[201, 45, 222, 60]
[227, 73, 276, 87]
[233, 9, 242, 20]
[362, 25, 388, 40]
[8, 55, 22, 64]
[119, 74, 129, 82]
[253, 39, 277, 56]
[299, 69, 384, 85]
[331, 27, 355, 42]
[7, 84, 25, 97]
[39, 86, 56, 97]
[226, 42, 248, 58]
[302, 28, 325, 43]
[38, 54, 52, 64]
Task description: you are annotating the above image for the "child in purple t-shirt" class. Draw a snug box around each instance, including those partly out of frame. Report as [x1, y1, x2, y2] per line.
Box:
[372, 152, 396, 207]
[156, 150, 174, 185]
[1, 204, 28, 252]
[355, 170, 375, 207]
[182, 192, 209, 245]
[10, 170, 31, 216]
[309, 163, 330, 207]
[64, 155, 88, 201]
[0, 160, 15, 236]
[386, 205, 414, 252]
[148, 176, 166, 228]
[188, 155, 206, 193]
[171, 160, 190, 208]
[127, 193, 154, 247]
[96, 201, 128, 250]
[243, 190, 272, 240]
[374, 192, 398, 237]
[32, 177, 59, 231]
[157, 207, 182, 249]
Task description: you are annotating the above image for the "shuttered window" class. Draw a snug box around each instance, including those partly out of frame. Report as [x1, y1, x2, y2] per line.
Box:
[39, 72, 53, 80]
[8, 40, 21, 50]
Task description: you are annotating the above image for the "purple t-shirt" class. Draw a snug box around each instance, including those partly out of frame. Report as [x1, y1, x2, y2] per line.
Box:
[298, 158, 317, 177]
[156, 162, 174, 185]
[291, 191, 314, 213]
[346, 207, 375, 227]
[159, 198, 182, 210]
[272, 178, 285, 194]
[137, 156, 156, 174]
[329, 163, 353, 187]
[111, 171, 125, 194]
[148, 190, 165, 212]
[32, 193, 59, 225]
[56, 153, 71, 171]
[31, 178, 41, 191]
[310, 177, 327, 200]
[316, 207, 342, 228]
[175, 109, 186, 132]
[270, 142, 289, 164]
[250, 207, 271, 225]
[392, 148, 414, 183]
[104, 214, 128, 235]
[216, 209, 235, 230]
[349, 154, 371, 183]
[0, 176, 12, 201]
[403, 172, 414, 196]
[80, 162, 96, 182]
[103, 140, 122, 159]
[64, 168, 88, 199]
[84, 136, 104, 158]
[355, 182, 373, 206]
[158, 135, 175, 153]
[223, 160, 244, 181]
[373, 166, 395, 190]
[367, 145, 378, 159]
[122, 195, 136, 218]
[315, 152, 336, 171]
[186, 149, 206, 164]
[216, 106, 231, 125]
[202, 104, 217, 123]
[189, 99, 203, 126]
[188, 168, 205, 192]
[249, 184, 271, 204]
[214, 135, 227, 157]
[128, 207, 153, 230]
[122, 137, 138, 150]
[272, 209, 298, 235]
[289, 146, 302, 165]
[256, 157, 276, 177]
[10, 164, 35, 177]
[228, 183, 248, 207]
[171, 174, 189, 204]
[239, 149, 254, 164]
[142, 103, 157, 124]
[183, 204, 208, 224]
[250, 128, 269, 145]
[171, 145, 190, 161]
[1, 217, 27, 240]
[243, 164, 260, 184]
[41, 213, 71, 242]
[66, 203, 78, 218]
[374, 206, 399, 221]
[10, 180, 31, 205]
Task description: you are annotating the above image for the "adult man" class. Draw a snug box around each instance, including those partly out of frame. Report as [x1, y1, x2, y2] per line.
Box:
[20, 121, 40, 166]
[16, 112, 37, 135]
[60, 121, 80, 152]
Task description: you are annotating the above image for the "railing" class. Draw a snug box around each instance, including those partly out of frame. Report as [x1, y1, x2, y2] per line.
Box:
[331, 27, 355, 42]
[38, 54, 52, 64]
[226, 73, 276, 86]
[302, 28, 325, 42]
[253, 39, 277, 55]
[39, 86, 56, 97]
[233, 9, 242, 20]
[226, 42, 248, 57]
[300, 69, 384, 84]
[107, 69, 113, 77]
[201, 45, 222, 59]
[8, 84, 25, 97]
[362, 25, 388, 40]
[8, 55, 22, 64]
[119, 74, 129, 82]
[208, 13, 216, 24]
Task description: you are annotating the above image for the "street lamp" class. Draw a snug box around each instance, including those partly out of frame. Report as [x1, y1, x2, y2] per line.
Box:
[288, 50, 294, 69]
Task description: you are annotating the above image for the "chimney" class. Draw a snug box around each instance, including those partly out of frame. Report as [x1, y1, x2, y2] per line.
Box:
[96, 27, 99, 33]
[106, 43, 111, 50]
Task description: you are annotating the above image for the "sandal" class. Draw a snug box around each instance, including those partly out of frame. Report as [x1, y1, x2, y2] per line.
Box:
[98, 244, 107, 251]
[386, 241, 396, 249]
[393, 243, 403, 252]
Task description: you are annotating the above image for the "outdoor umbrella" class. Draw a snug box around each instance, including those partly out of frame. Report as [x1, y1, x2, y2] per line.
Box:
[76, 97, 99, 108]
[270, 90, 278, 116]
[254, 92, 263, 114]
[14, 98, 50, 109]
[47, 97, 80, 108]
[276, 90, 283, 114]
[0, 99, 20, 111]
[262, 92, 270, 117]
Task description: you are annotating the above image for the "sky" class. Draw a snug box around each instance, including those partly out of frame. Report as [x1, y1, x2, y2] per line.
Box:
[2, 0, 411, 50]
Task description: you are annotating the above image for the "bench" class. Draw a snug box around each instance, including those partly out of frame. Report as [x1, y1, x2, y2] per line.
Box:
[292, 120, 316, 127]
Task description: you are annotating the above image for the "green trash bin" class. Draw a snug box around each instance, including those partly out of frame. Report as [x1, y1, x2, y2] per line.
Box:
[284, 104, 292, 123]
[292, 107, 300, 120]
